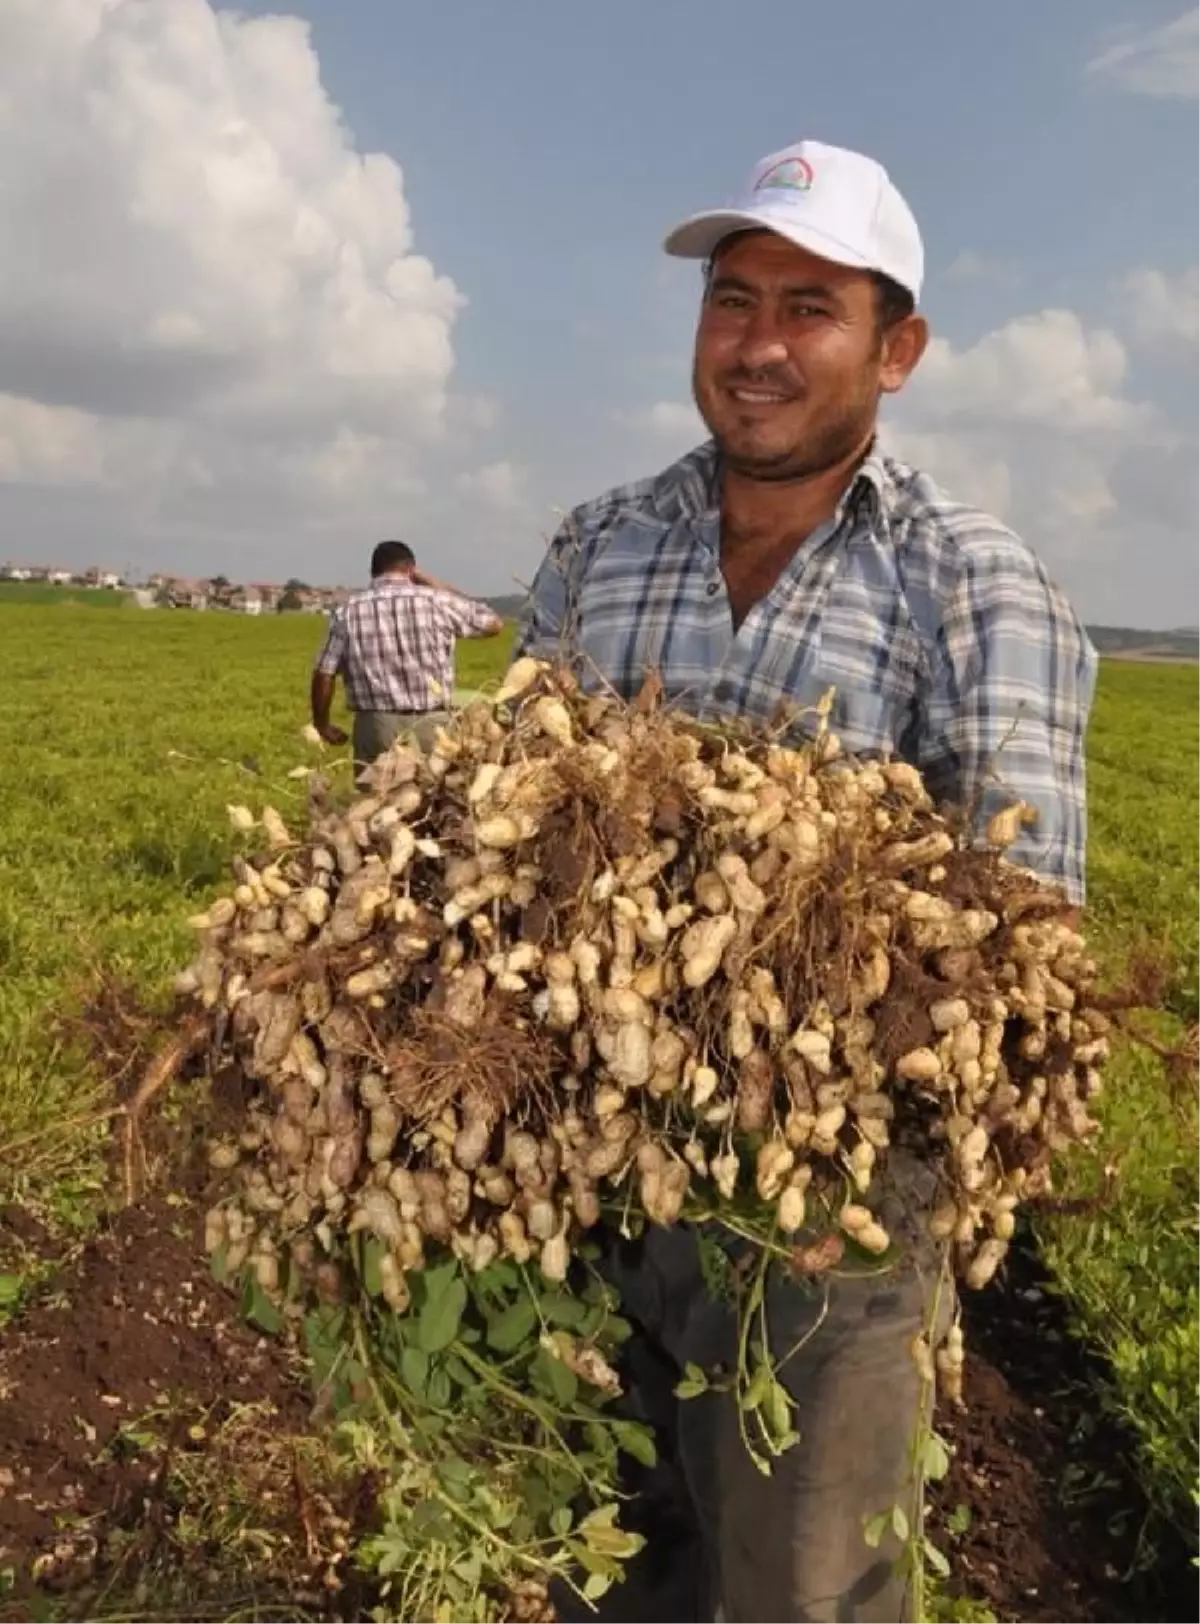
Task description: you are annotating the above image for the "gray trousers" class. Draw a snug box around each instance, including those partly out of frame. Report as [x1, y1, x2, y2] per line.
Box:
[577, 1156, 952, 1624]
[351, 708, 449, 780]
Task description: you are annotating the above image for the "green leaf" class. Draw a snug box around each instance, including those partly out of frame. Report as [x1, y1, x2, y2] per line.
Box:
[674, 1360, 709, 1400]
[242, 1275, 283, 1335]
[764, 1381, 793, 1444]
[577, 1505, 645, 1561]
[583, 1572, 612, 1602]
[922, 1431, 951, 1483]
[427, 1365, 452, 1408]
[416, 1275, 468, 1354]
[486, 1298, 539, 1353]
[947, 1502, 972, 1537]
[400, 1345, 430, 1398]
[437, 1455, 474, 1494]
[613, 1421, 658, 1469]
[532, 1346, 578, 1406]
[863, 1512, 890, 1550]
[443, 1353, 476, 1390]
[550, 1505, 574, 1537]
[538, 1290, 588, 1329]
[0, 1274, 25, 1308]
[891, 1504, 910, 1543]
[742, 1362, 771, 1412]
[922, 1536, 951, 1578]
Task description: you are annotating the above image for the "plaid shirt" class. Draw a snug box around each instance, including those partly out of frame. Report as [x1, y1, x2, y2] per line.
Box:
[316, 579, 495, 713]
[517, 441, 1097, 902]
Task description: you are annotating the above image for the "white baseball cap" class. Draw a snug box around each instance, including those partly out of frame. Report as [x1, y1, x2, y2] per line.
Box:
[662, 139, 924, 302]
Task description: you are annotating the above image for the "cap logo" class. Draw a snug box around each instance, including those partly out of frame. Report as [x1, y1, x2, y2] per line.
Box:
[756, 155, 813, 194]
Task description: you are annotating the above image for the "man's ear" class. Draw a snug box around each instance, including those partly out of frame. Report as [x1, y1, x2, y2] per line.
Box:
[880, 313, 929, 396]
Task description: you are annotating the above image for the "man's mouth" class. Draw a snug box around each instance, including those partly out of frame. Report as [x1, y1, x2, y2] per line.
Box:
[727, 385, 795, 406]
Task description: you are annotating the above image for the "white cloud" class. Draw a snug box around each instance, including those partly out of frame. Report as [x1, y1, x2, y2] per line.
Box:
[0, 0, 487, 581]
[1115, 266, 1199, 350]
[883, 305, 1175, 610]
[457, 459, 530, 512]
[617, 399, 707, 461]
[907, 309, 1160, 437]
[1085, 9, 1198, 98]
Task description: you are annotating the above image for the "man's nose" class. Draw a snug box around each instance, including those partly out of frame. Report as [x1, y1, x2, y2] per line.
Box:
[736, 308, 790, 370]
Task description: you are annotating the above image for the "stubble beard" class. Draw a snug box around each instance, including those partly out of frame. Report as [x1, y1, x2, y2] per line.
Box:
[694, 365, 879, 485]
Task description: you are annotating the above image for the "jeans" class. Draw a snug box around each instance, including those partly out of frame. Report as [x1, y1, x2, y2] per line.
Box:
[564, 1154, 952, 1623]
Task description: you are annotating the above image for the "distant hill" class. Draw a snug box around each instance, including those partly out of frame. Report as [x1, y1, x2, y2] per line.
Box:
[1085, 625, 1199, 661]
[480, 599, 1198, 662]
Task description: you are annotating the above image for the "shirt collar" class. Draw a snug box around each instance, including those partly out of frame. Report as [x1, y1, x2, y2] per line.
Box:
[649, 437, 890, 529]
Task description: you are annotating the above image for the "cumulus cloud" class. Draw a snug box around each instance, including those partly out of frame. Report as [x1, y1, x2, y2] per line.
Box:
[1115, 266, 1199, 351]
[906, 310, 1160, 437]
[617, 399, 707, 460]
[1085, 9, 1198, 98]
[884, 302, 1195, 620]
[0, 0, 488, 581]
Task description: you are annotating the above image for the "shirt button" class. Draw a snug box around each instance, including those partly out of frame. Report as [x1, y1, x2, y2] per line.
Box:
[705, 580, 721, 597]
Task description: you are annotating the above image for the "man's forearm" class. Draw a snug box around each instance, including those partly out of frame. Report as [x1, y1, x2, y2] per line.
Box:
[310, 670, 337, 728]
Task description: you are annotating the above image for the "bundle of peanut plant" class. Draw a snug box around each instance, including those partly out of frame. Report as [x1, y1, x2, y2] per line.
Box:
[176, 657, 1112, 1618]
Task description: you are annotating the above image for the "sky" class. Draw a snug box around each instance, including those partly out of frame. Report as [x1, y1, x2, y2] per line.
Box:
[0, 0, 1196, 625]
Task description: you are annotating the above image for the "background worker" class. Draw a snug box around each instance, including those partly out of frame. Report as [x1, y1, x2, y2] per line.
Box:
[311, 538, 502, 772]
[518, 139, 1095, 1621]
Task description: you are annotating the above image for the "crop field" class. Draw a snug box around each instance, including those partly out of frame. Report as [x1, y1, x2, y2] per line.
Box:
[0, 593, 1195, 1623]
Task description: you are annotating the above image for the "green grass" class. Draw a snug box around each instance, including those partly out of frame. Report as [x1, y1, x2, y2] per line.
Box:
[0, 602, 511, 1222]
[1036, 659, 1199, 1553]
[0, 581, 129, 608]
[0, 602, 1194, 1568]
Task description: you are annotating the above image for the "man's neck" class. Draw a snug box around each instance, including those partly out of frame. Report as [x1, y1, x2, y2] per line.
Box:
[719, 435, 873, 558]
[716, 435, 873, 630]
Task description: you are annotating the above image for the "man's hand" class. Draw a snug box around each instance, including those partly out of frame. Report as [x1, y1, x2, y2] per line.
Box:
[310, 670, 347, 746]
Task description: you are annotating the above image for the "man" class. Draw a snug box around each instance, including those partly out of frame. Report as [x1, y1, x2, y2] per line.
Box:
[311, 539, 502, 773]
[518, 141, 1096, 1622]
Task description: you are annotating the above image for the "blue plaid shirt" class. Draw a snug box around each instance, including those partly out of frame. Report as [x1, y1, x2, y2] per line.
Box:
[517, 441, 1096, 902]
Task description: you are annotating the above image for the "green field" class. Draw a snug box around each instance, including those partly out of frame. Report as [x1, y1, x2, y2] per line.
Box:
[0, 600, 1195, 1604]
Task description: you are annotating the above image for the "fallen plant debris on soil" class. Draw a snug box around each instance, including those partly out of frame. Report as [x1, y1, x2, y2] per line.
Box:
[148, 658, 1127, 1619]
[0, 1194, 352, 1619]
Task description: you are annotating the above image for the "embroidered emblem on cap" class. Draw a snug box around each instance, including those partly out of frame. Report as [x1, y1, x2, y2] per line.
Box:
[755, 155, 814, 193]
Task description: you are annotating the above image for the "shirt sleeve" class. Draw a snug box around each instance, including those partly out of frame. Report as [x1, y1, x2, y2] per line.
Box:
[916, 537, 1097, 904]
[439, 592, 498, 637]
[313, 609, 348, 676]
[515, 514, 584, 660]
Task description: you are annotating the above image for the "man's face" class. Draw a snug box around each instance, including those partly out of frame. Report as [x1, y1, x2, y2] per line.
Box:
[692, 231, 927, 482]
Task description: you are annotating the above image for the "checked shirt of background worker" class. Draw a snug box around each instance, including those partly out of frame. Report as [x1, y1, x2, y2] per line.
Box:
[315, 578, 497, 715]
[518, 441, 1097, 904]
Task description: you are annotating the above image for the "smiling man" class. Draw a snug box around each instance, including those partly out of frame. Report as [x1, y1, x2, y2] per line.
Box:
[519, 141, 1096, 1622]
